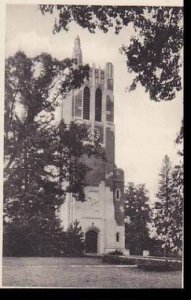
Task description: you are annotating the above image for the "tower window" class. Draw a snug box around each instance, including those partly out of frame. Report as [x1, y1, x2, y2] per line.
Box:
[95, 88, 102, 122]
[107, 79, 113, 90]
[116, 232, 120, 242]
[83, 87, 90, 120]
[106, 95, 114, 122]
[116, 188, 121, 200]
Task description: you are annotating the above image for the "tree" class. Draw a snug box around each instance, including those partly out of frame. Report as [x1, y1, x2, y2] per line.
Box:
[4, 51, 103, 256]
[39, 5, 183, 101]
[63, 220, 85, 256]
[153, 122, 183, 257]
[51, 120, 104, 202]
[125, 182, 151, 255]
[4, 51, 89, 177]
[170, 122, 183, 253]
[153, 155, 175, 256]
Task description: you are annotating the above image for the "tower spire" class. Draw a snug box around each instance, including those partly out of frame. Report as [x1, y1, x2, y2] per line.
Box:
[72, 35, 83, 66]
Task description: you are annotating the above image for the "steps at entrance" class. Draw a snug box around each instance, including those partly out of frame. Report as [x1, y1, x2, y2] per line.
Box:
[84, 253, 103, 258]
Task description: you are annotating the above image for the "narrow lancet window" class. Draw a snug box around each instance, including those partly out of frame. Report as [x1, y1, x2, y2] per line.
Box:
[95, 88, 102, 122]
[116, 232, 120, 242]
[83, 87, 90, 120]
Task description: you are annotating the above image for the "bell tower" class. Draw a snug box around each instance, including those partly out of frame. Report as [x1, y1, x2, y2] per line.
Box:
[59, 36, 125, 254]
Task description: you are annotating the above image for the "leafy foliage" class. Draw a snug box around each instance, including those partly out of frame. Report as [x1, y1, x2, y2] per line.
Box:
[153, 153, 183, 256]
[108, 249, 123, 256]
[170, 123, 183, 253]
[137, 257, 182, 271]
[153, 155, 173, 256]
[63, 220, 85, 256]
[125, 183, 151, 255]
[3, 215, 64, 256]
[39, 5, 183, 101]
[4, 51, 89, 174]
[4, 51, 103, 256]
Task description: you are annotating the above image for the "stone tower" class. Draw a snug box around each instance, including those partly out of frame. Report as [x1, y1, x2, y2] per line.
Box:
[59, 37, 125, 254]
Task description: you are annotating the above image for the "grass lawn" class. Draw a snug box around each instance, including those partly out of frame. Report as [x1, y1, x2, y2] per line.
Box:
[2, 257, 183, 288]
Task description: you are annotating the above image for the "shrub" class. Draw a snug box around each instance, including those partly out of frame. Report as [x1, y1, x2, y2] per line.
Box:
[103, 254, 136, 265]
[63, 220, 85, 257]
[108, 249, 123, 256]
[137, 258, 182, 271]
[102, 254, 182, 270]
[3, 220, 85, 257]
[3, 222, 65, 257]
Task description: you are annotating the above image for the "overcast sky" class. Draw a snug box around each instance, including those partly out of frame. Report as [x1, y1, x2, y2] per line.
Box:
[5, 4, 183, 202]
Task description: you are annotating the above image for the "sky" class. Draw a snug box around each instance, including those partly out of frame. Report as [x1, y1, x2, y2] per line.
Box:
[5, 4, 183, 202]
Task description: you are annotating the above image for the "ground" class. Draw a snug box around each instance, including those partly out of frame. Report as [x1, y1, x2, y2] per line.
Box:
[3, 257, 182, 288]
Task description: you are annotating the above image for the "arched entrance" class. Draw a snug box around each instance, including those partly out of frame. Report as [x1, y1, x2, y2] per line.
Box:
[85, 228, 99, 253]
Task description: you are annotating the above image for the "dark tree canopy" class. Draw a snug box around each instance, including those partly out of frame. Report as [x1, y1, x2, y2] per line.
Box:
[153, 154, 183, 255]
[4, 51, 90, 175]
[4, 51, 104, 256]
[175, 120, 183, 157]
[64, 220, 85, 256]
[125, 182, 151, 255]
[4, 51, 103, 207]
[39, 5, 183, 101]
[171, 122, 183, 253]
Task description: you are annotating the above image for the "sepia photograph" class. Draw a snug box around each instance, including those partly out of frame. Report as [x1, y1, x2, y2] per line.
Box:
[2, 0, 183, 288]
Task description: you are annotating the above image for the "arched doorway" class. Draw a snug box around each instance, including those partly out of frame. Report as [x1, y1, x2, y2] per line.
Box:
[85, 229, 99, 253]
